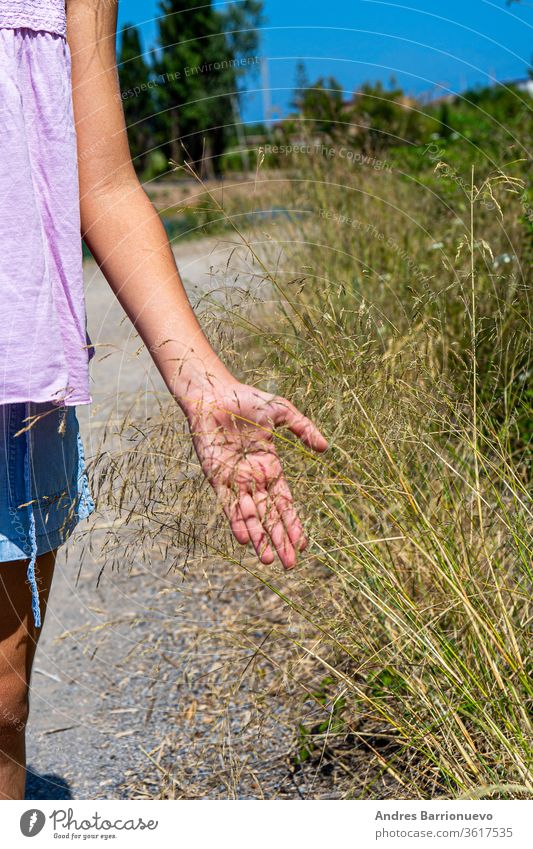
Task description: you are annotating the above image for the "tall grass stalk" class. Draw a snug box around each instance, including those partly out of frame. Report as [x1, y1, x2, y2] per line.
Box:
[94, 155, 532, 798]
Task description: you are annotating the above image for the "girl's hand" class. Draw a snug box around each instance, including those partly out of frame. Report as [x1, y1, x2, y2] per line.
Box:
[185, 381, 328, 568]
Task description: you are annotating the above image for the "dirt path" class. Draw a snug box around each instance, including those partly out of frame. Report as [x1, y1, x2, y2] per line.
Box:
[24, 237, 337, 800]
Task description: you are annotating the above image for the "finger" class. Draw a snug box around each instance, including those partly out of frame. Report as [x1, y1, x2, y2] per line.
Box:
[227, 501, 250, 546]
[235, 503, 251, 545]
[213, 484, 250, 545]
[271, 398, 328, 453]
[239, 492, 275, 565]
[255, 488, 297, 570]
[270, 476, 308, 553]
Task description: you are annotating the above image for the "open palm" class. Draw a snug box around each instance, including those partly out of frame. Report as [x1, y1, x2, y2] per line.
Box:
[186, 382, 328, 568]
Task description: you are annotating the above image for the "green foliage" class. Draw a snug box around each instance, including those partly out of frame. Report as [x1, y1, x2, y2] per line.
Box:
[116, 2, 263, 177]
[155, 0, 263, 173]
[438, 102, 454, 140]
[117, 24, 154, 170]
[142, 150, 169, 182]
[298, 76, 346, 139]
[287, 73, 531, 179]
[369, 668, 407, 700]
[221, 0, 264, 73]
[352, 79, 430, 150]
[94, 144, 532, 797]
[291, 60, 310, 113]
[153, 0, 231, 172]
[160, 203, 228, 241]
[295, 677, 349, 765]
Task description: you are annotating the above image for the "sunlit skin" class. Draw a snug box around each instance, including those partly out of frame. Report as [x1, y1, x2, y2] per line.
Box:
[0, 550, 56, 799]
[187, 383, 328, 568]
[68, 0, 328, 567]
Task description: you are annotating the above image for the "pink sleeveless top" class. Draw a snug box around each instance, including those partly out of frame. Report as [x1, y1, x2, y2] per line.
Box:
[0, 0, 67, 37]
[0, 0, 93, 406]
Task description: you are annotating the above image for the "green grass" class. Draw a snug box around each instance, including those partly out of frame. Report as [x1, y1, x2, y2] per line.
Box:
[93, 146, 532, 798]
[237, 156, 532, 797]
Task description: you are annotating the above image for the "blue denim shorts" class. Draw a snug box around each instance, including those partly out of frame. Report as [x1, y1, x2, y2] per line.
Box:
[0, 401, 95, 626]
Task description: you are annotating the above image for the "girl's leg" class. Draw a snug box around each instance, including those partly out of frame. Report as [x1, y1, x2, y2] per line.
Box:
[0, 549, 56, 800]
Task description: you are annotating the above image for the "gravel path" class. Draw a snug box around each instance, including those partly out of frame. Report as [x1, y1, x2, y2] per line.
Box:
[24, 236, 339, 800]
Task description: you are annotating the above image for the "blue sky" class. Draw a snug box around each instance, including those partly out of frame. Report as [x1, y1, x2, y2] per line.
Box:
[117, 0, 533, 122]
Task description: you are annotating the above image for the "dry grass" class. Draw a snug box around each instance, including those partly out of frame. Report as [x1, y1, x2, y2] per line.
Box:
[92, 152, 532, 799]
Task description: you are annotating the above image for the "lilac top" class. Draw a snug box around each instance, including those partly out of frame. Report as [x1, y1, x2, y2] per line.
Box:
[0, 0, 67, 37]
[0, 1, 93, 406]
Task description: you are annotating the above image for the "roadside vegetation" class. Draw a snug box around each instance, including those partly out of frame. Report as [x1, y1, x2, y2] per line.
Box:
[94, 5, 532, 798]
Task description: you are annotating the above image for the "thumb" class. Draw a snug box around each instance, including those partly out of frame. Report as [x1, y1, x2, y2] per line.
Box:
[270, 397, 328, 452]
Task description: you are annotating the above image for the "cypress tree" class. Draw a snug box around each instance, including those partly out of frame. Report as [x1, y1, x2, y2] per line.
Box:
[153, 0, 263, 175]
[117, 23, 153, 170]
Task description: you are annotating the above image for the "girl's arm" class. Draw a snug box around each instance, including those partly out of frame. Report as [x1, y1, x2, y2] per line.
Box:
[68, 0, 233, 404]
[67, 0, 327, 568]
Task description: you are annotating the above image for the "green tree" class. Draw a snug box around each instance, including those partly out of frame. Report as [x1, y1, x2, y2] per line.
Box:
[438, 101, 453, 140]
[220, 0, 264, 162]
[291, 60, 310, 113]
[298, 76, 346, 139]
[221, 0, 264, 82]
[153, 0, 263, 176]
[117, 23, 154, 169]
[351, 80, 425, 152]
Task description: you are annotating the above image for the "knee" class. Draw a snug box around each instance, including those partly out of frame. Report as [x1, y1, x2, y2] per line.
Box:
[0, 675, 29, 739]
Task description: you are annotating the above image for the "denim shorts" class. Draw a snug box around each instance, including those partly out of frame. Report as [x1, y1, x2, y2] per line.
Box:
[0, 401, 95, 626]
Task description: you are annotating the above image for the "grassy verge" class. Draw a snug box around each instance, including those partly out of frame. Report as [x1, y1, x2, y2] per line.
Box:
[93, 150, 531, 798]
